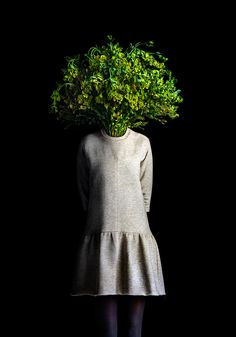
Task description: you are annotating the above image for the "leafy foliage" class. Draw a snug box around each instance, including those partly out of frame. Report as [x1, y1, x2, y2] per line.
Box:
[49, 35, 183, 136]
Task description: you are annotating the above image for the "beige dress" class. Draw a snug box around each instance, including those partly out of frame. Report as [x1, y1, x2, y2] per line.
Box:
[71, 127, 165, 296]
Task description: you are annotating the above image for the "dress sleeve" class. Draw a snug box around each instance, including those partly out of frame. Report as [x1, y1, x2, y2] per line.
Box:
[140, 139, 153, 212]
[76, 139, 89, 211]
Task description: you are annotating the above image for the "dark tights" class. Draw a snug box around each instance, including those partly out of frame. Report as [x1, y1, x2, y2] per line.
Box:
[93, 295, 145, 337]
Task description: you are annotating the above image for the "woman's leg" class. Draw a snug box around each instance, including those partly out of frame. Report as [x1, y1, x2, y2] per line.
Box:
[93, 295, 118, 337]
[121, 296, 146, 337]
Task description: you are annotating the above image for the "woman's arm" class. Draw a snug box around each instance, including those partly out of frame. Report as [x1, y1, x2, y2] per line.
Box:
[140, 139, 153, 212]
[76, 138, 89, 211]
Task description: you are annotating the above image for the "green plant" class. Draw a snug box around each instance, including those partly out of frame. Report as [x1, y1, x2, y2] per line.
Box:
[49, 35, 183, 136]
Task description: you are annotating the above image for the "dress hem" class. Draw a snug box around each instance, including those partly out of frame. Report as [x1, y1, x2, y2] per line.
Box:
[70, 293, 166, 297]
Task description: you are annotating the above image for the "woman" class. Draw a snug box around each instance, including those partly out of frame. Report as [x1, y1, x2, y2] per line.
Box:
[71, 126, 165, 337]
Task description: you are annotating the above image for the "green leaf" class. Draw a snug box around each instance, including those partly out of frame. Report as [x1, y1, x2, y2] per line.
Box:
[49, 35, 183, 130]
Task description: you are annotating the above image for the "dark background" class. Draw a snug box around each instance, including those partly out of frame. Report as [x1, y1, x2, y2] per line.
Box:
[11, 2, 232, 336]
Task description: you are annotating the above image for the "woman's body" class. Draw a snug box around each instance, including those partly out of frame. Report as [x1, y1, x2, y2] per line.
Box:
[72, 127, 165, 336]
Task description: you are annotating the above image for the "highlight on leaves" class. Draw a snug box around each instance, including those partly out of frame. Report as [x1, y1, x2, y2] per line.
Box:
[49, 35, 183, 136]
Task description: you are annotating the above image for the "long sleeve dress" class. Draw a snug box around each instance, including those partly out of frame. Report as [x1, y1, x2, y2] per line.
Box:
[71, 127, 165, 296]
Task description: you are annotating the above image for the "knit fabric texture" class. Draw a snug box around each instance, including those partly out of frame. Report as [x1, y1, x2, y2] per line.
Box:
[71, 127, 165, 296]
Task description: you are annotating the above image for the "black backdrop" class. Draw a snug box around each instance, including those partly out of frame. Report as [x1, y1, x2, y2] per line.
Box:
[14, 3, 232, 336]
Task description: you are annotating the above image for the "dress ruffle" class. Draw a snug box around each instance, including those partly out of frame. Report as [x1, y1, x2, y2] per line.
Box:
[71, 231, 166, 296]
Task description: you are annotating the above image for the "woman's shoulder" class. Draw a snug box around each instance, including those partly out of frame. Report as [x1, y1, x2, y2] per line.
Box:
[129, 128, 151, 145]
[79, 127, 150, 146]
[79, 129, 101, 143]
